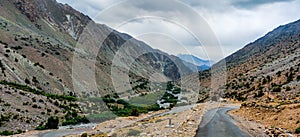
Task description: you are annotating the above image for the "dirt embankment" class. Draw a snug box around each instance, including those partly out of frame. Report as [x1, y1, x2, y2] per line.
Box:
[231, 102, 300, 137]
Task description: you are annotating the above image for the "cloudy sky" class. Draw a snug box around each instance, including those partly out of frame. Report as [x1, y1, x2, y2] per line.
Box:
[57, 0, 300, 61]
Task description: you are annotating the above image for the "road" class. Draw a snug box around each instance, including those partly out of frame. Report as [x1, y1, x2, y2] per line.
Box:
[156, 104, 196, 116]
[36, 105, 196, 137]
[195, 107, 250, 137]
[38, 123, 97, 137]
[39, 129, 87, 137]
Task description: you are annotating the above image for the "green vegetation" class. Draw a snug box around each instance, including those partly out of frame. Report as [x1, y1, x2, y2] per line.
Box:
[161, 92, 178, 107]
[254, 90, 264, 98]
[35, 124, 46, 130]
[129, 91, 164, 107]
[62, 116, 89, 126]
[102, 94, 161, 117]
[0, 130, 14, 136]
[295, 127, 300, 134]
[33, 62, 45, 69]
[0, 80, 76, 101]
[36, 116, 59, 130]
[272, 86, 281, 92]
[0, 114, 11, 127]
[131, 78, 150, 91]
[127, 129, 141, 136]
[159, 82, 182, 107]
[81, 133, 88, 137]
[0, 60, 5, 74]
[87, 112, 117, 123]
[225, 91, 247, 101]
[285, 86, 291, 91]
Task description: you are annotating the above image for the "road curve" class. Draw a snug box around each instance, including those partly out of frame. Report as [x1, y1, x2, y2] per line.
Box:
[195, 107, 250, 137]
[39, 129, 87, 137]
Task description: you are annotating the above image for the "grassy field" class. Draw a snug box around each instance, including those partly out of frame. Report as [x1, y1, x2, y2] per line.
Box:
[128, 91, 165, 107]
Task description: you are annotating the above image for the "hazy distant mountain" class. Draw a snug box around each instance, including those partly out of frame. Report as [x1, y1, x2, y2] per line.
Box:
[178, 54, 213, 71]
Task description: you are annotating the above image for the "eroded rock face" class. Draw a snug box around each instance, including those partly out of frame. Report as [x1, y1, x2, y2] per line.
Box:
[13, 0, 91, 39]
[14, 0, 40, 22]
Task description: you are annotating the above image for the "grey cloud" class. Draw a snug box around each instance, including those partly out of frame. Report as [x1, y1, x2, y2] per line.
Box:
[233, 0, 295, 9]
[56, 0, 300, 61]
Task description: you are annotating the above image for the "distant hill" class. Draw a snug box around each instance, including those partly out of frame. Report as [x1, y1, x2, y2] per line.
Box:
[178, 54, 213, 71]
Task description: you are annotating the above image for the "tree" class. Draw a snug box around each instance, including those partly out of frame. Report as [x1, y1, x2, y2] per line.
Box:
[130, 108, 139, 116]
[45, 116, 59, 129]
[25, 78, 30, 84]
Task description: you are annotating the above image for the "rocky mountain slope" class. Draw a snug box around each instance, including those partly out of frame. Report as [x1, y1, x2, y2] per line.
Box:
[222, 19, 300, 102]
[192, 19, 300, 135]
[0, 0, 193, 133]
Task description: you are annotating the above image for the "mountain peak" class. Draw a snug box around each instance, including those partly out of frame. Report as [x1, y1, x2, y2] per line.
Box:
[177, 54, 213, 71]
[178, 54, 213, 66]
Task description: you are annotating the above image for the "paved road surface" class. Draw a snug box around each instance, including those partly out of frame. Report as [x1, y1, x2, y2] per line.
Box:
[195, 107, 250, 137]
[38, 123, 97, 137]
[39, 129, 87, 137]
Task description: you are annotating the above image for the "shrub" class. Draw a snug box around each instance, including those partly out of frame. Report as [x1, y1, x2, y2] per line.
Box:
[11, 46, 22, 50]
[130, 108, 139, 116]
[35, 125, 46, 130]
[81, 133, 88, 137]
[45, 116, 59, 129]
[62, 116, 89, 126]
[4, 103, 11, 106]
[0, 130, 14, 136]
[286, 86, 291, 91]
[54, 101, 59, 106]
[32, 76, 39, 83]
[272, 86, 281, 92]
[295, 127, 300, 134]
[127, 129, 141, 136]
[25, 78, 30, 84]
[32, 104, 38, 108]
[0, 81, 77, 101]
[254, 90, 264, 98]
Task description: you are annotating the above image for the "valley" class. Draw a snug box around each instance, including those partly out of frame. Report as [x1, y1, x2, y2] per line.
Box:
[0, 0, 300, 137]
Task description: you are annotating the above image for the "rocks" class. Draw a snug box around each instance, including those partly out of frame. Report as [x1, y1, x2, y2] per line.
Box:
[264, 127, 293, 137]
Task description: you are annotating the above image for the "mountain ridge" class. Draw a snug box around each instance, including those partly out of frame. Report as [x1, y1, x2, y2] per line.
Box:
[178, 54, 212, 71]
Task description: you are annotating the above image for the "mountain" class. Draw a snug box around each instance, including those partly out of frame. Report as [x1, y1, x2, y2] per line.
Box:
[222, 19, 300, 99]
[178, 54, 213, 71]
[0, 0, 193, 132]
[221, 19, 300, 134]
[191, 19, 300, 101]
[191, 19, 300, 133]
